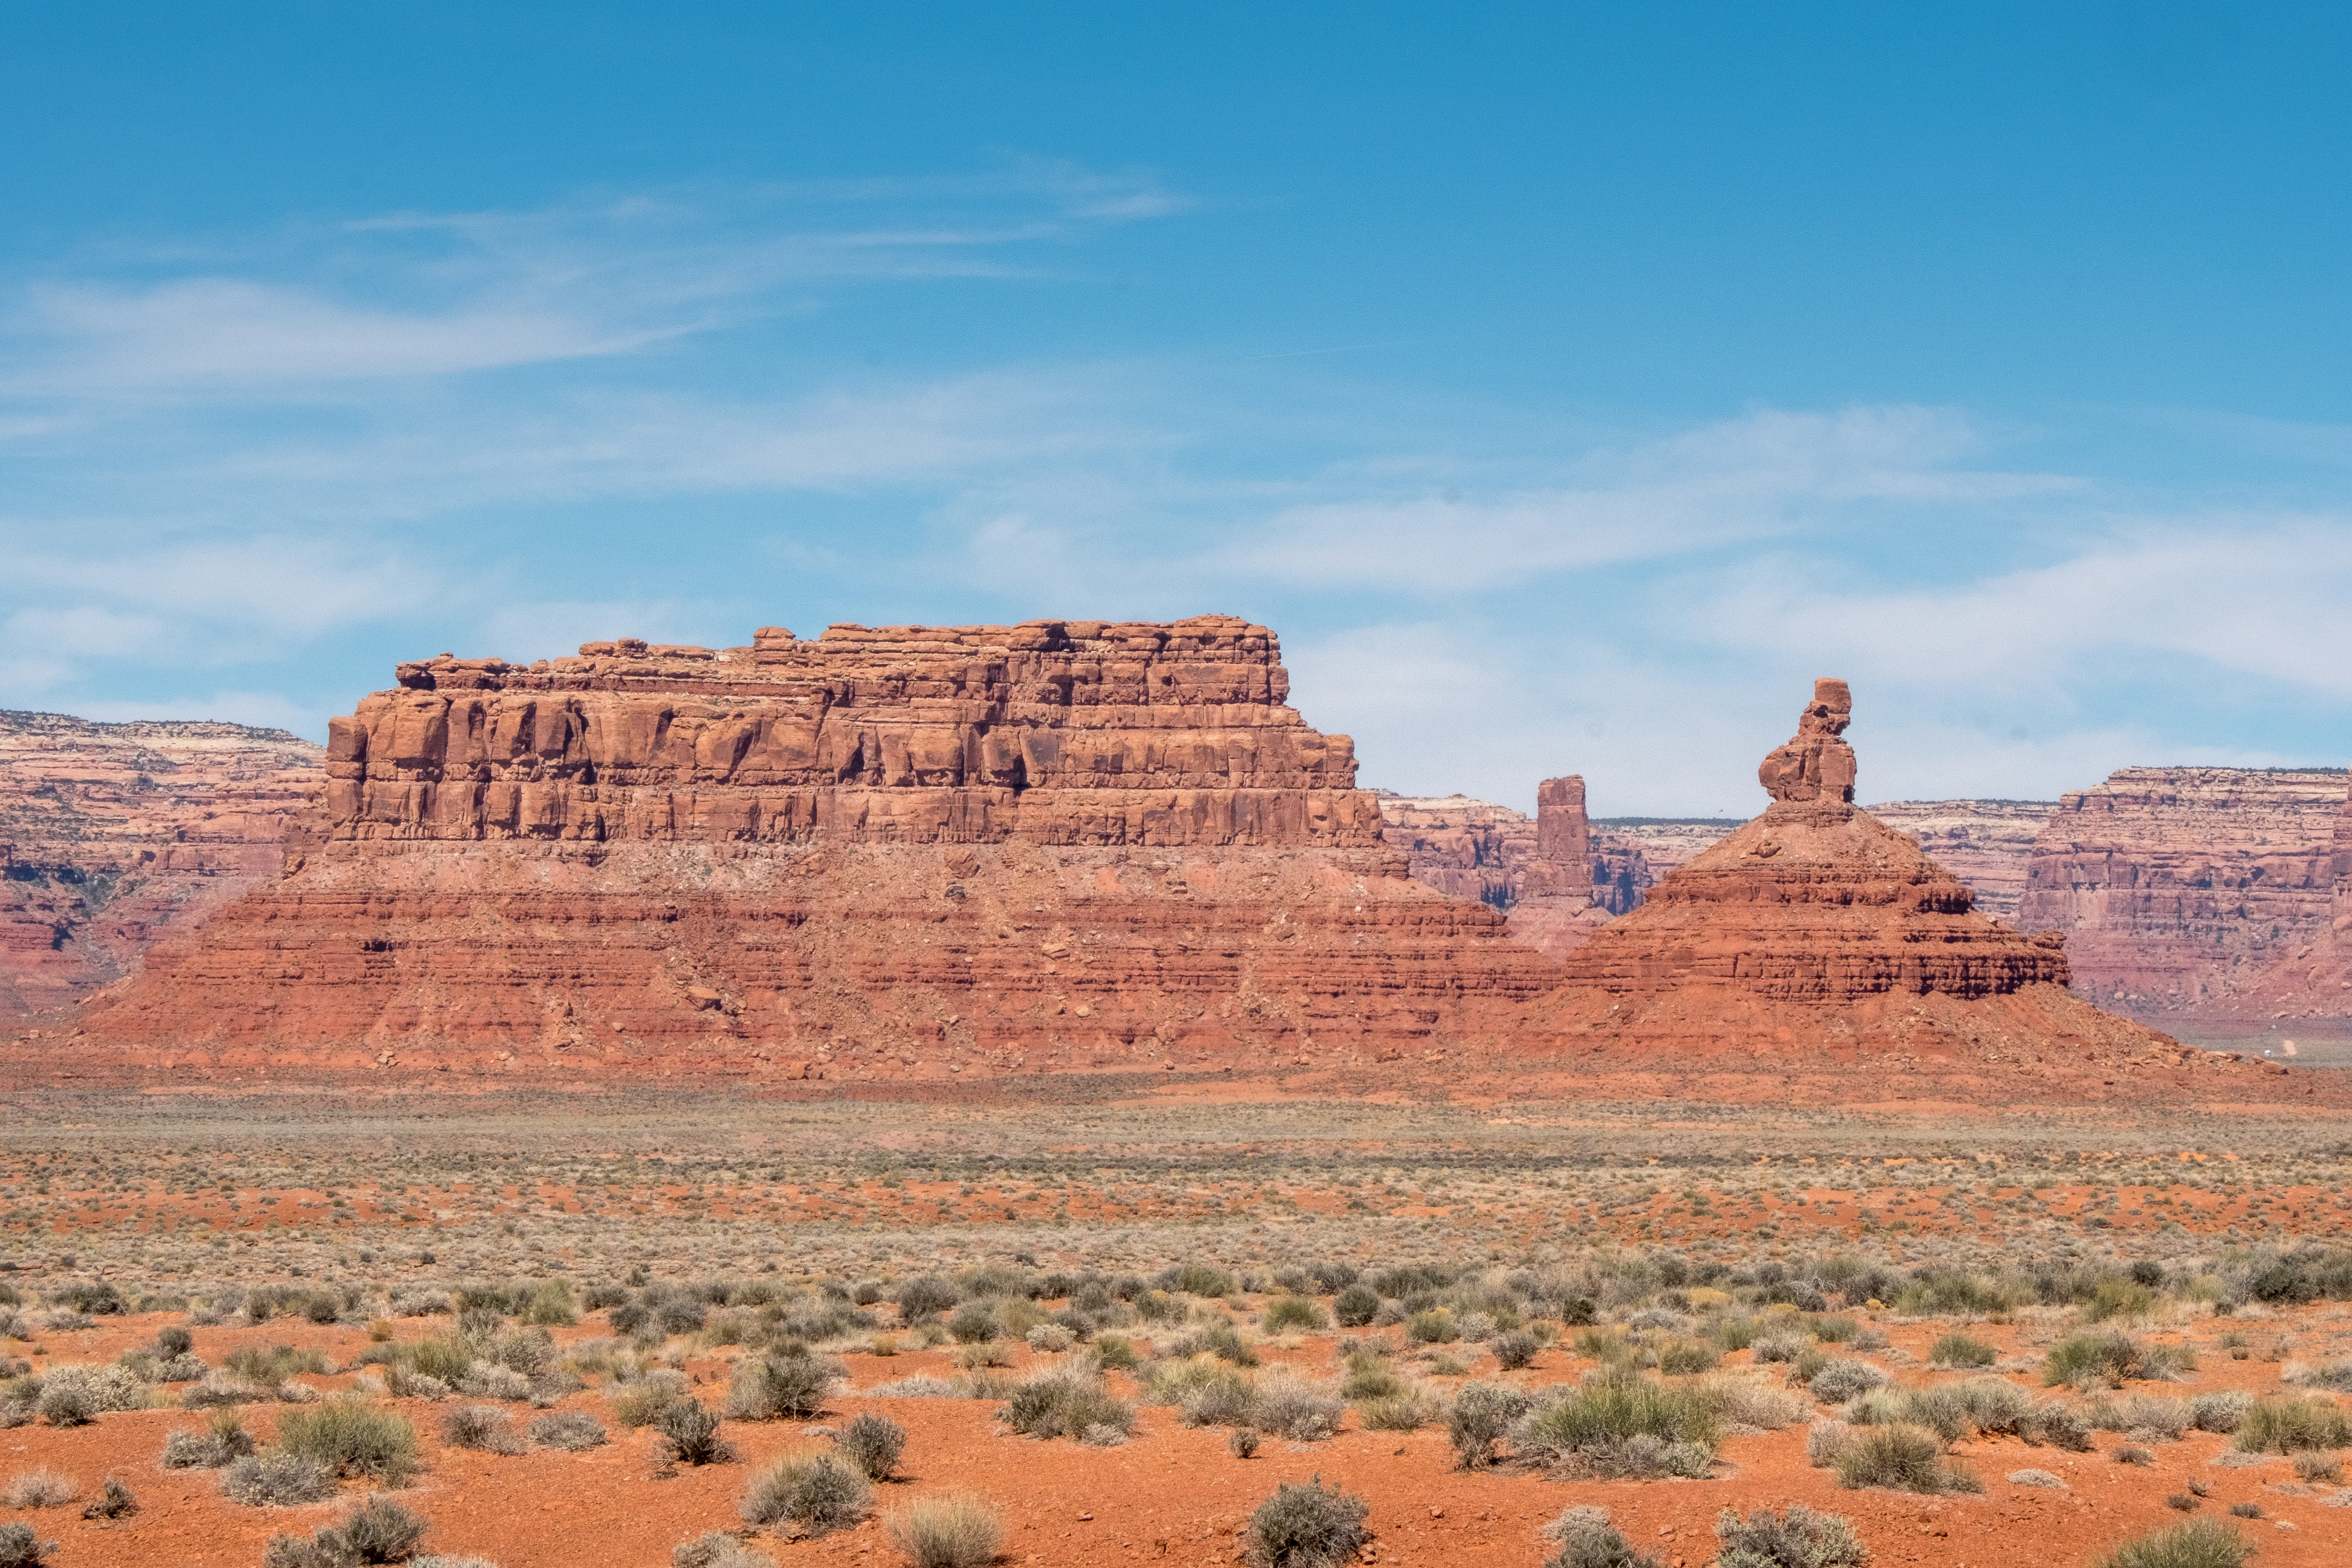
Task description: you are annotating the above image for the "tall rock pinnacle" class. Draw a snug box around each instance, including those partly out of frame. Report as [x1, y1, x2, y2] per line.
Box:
[1758, 678, 1857, 806]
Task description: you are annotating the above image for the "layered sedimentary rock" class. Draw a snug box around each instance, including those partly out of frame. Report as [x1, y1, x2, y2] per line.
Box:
[1863, 800, 2056, 923]
[1586, 820, 1735, 907]
[1376, 781, 1610, 956]
[0, 713, 322, 1016]
[2017, 768, 2347, 1024]
[1529, 682, 2185, 1069]
[2195, 774, 2352, 1028]
[66, 619, 1566, 1078]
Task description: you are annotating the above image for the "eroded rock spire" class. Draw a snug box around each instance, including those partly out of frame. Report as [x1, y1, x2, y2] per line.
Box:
[1759, 678, 1857, 805]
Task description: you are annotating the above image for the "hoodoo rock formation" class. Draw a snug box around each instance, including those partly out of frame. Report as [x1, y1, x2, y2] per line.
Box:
[1, 713, 322, 1016]
[60, 619, 1567, 1080]
[2018, 767, 2347, 1029]
[1528, 682, 2197, 1075]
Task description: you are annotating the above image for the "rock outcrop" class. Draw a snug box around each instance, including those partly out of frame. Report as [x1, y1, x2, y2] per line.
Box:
[1376, 781, 1610, 956]
[2178, 773, 2352, 1031]
[2017, 767, 2347, 1027]
[1864, 800, 2057, 923]
[0, 713, 322, 1016]
[1528, 682, 2187, 1071]
[60, 619, 1566, 1078]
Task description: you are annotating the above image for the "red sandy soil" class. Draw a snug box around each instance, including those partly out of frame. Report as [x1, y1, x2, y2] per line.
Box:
[5, 1308, 2349, 1567]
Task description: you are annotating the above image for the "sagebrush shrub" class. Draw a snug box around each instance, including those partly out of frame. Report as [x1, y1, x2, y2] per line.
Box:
[1001, 1367, 1133, 1441]
[657, 1399, 734, 1465]
[835, 1412, 905, 1480]
[1929, 1333, 1998, 1369]
[0, 1523, 53, 1568]
[740, 1446, 871, 1535]
[439, 1404, 521, 1454]
[1712, 1505, 1868, 1568]
[1542, 1506, 1657, 1568]
[1831, 1424, 1980, 1494]
[219, 1453, 338, 1507]
[1247, 1477, 1370, 1568]
[79, 1478, 136, 1520]
[1806, 1359, 1887, 1403]
[1253, 1369, 1344, 1443]
[671, 1532, 773, 1568]
[724, 1350, 842, 1421]
[263, 1496, 430, 1568]
[1333, 1285, 1380, 1327]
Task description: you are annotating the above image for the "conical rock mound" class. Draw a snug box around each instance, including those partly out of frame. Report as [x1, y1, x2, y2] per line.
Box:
[1526, 680, 2213, 1077]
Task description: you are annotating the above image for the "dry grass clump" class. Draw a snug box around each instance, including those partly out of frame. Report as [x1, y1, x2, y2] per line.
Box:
[0, 1471, 76, 1509]
[1517, 1374, 1718, 1479]
[656, 1399, 734, 1466]
[884, 1492, 1003, 1568]
[527, 1410, 606, 1451]
[163, 1407, 257, 1468]
[2044, 1331, 2192, 1389]
[2233, 1394, 2352, 1453]
[2089, 1519, 2256, 1568]
[278, 1397, 420, 1485]
[673, 1532, 774, 1568]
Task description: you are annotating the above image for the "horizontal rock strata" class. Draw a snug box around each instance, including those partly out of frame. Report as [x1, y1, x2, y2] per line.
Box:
[0, 713, 322, 1016]
[2018, 767, 2348, 1026]
[72, 620, 1566, 1076]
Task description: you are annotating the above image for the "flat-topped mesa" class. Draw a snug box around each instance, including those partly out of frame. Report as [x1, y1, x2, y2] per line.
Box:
[1526, 679, 2190, 1071]
[330, 616, 1378, 849]
[68, 615, 1568, 1079]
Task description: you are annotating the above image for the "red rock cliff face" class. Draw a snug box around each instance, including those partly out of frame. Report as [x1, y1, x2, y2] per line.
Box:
[71, 619, 1565, 1078]
[2201, 774, 2352, 1031]
[0, 713, 322, 1016]
[2016, 767, 2347, 1025]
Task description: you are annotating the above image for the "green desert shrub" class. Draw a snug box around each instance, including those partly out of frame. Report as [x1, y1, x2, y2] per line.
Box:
[277, 1398, 419, 1485]
[1246, 1477, 1370, 1568]
[2089, 1519, 2256, 1568]
[884, 1492, 1003, 1568]
[1332, 1285, 1381, 1328]
[1711, 1505, 1869, 1568]
[739, 1446, 871, 1536]
[1001, 1367, 1134, 1442]
[1263, 1297, 1327, 1333]
[1519, 1375, 1718, 1477]
[2044, 1331, 2189, 1389]
[1540, 1505, 1659, 1568]
[1829, 1423, 1982, 1495]
[2234, 1395, 2352, 1453]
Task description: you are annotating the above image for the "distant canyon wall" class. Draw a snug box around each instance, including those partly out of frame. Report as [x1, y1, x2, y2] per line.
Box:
[2018, 767, 2350, 1031]
[0, 713, 321, 1017]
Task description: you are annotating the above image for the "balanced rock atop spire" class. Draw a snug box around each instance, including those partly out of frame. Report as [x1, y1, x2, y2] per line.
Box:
[1758, 678, 1857, 806]
[1528, 679, 2195, 1079]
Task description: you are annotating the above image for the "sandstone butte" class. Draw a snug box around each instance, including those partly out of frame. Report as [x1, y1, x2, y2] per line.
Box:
[53, 618, 1572, 1083]
[2018, 765, 2351, 1036]
[0, 711, 321, 1017]
[1519, 680, 2310, 1098]
[1380, 793, 2054, 942]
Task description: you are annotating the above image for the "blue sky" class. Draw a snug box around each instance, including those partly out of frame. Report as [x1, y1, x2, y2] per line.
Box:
[4, 2, 2350, 814]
